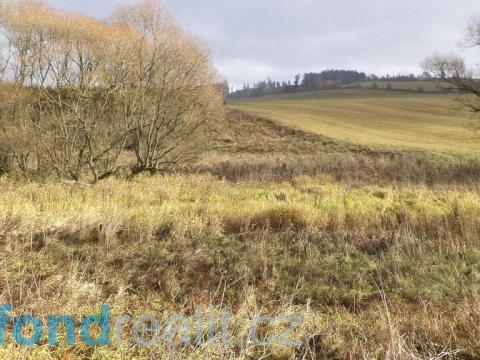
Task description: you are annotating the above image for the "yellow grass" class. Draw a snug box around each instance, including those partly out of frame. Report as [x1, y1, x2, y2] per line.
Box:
[229, 89, 480, 155]
[2, 173, 479, 239]
[0, 174, 480, 358]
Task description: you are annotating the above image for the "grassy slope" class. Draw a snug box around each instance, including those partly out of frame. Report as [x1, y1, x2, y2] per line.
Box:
[191, 110, 480, 186]
[229, 89, 480, 156]
[354, 80, 451, 91]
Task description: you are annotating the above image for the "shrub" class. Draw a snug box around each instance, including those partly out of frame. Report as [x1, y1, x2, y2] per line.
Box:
[0, 0, 223, 182]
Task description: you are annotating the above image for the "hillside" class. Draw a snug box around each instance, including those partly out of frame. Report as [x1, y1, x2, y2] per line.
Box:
[229, 88, 480, 156]
[352, 80, 452, 92]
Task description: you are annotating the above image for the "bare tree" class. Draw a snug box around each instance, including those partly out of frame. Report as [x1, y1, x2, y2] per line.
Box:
[0, 0, 12, 81]
[466, 15, 480, 47]
[423, 17, 480, 113]
[111, 0, 223, 174]
[0, 0, 224, 181]
[0, 1, 132, 180]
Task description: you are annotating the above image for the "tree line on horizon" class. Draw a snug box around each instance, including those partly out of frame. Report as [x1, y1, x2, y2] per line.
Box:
[228, 70, 428, 99]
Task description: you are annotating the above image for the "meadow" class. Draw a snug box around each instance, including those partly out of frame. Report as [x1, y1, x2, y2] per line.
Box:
[0, 107, 480, 358]
[1, 171, 480, 359]
[229, 88, 480, 156]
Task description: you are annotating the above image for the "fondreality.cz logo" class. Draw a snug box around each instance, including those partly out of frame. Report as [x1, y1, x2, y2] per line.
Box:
[0, 304, 303, 348]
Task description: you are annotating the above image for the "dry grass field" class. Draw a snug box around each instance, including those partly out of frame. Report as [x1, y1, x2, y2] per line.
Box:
[229, 89, 480, 156]
[1, 171, 480, 359]
[0, 108, 480, 358]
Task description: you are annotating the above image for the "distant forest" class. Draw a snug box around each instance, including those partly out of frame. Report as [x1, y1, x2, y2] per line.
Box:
[228, 70, 425, 99]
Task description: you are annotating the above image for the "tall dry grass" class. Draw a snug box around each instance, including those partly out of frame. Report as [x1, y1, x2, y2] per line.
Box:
[0, 174, 479, 358]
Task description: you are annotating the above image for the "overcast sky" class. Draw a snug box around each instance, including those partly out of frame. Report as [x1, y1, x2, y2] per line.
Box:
[50, 0, 480, 89]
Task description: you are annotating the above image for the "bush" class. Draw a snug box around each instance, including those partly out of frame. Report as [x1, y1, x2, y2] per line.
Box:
[0, 0, 223, 182]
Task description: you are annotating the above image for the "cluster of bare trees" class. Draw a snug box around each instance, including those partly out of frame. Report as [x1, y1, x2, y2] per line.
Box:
[423, 17, 480, 114]
[0, 0, 223, 181]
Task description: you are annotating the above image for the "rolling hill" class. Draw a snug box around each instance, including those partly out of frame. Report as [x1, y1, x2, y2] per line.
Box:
[229, 88, 480, 156]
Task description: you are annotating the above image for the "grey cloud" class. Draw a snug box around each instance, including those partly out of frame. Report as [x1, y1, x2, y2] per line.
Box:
[49, 0, 480, 88]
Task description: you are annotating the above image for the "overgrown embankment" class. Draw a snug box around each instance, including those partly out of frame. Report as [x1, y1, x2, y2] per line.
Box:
[193, 109, 480, 187]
